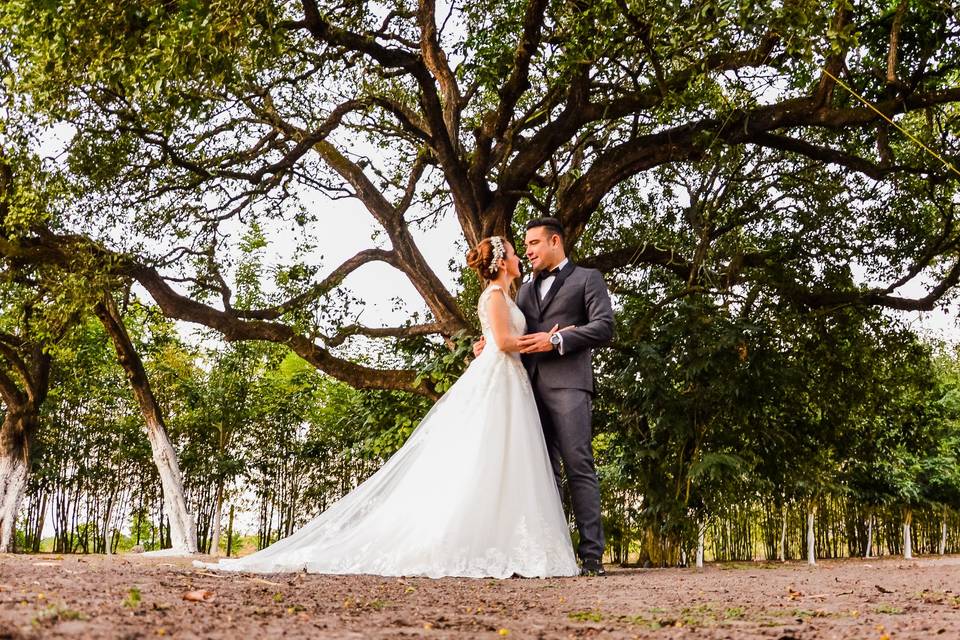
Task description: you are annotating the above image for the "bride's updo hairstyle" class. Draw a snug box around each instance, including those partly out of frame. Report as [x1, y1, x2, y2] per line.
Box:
[466, 236, 507, 282]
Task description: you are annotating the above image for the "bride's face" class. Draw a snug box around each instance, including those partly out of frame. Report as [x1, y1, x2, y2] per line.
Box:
[499, 242, 522, 279]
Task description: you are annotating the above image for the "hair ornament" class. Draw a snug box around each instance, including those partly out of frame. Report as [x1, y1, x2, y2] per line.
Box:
[488, 236, 505, 274]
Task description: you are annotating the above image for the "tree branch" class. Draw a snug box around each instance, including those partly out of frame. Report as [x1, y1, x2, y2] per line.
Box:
[417, 0, 462, 146]
[132, 264, 437, 397]
[490, 0, 550, 144]
[747, 132, 906, 180]
[236, 249, 399, 321]
[0, 342, 31, 393]
[886, 0, 909, 86]
[778, 257, 960, 312]
[297, 0, 421, 70]
[0, 232, 438, 397]
[559, 85, 960, 238]
[0, 365, 24, 407]
[324, 321, 448, 347]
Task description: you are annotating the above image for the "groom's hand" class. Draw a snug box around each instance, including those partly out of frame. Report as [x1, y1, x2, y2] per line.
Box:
[472, 337, 486, 357]
[517, 324, 559, 353]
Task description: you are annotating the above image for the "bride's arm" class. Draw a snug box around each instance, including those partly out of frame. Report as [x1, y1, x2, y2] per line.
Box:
[487, 288, 523, 353]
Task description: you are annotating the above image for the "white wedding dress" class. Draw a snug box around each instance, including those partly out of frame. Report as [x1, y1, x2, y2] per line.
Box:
[196, 284, 578, 578]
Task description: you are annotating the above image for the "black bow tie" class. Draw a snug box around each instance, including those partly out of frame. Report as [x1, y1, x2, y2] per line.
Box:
[536, 267, 561, 281]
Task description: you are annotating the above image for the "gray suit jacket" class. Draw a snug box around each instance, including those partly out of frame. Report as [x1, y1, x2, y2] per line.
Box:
[517, 262, 614, 392]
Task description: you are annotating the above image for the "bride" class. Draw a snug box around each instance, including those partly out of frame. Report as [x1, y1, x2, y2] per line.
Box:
[197, 236, 578, 578]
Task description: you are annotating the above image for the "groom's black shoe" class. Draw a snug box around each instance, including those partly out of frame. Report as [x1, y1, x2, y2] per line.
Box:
[579, 558, 605, 577]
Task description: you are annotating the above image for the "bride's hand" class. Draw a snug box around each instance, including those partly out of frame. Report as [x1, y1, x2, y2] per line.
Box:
[518, 324, 560, 353]
[472, 336, 486, 357]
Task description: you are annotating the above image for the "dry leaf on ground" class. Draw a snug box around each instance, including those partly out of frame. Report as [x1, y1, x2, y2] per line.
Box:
[182, 589, 215, 602]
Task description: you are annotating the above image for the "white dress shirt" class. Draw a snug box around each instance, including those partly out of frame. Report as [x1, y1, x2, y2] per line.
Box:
[537, 258, 569, 354]
[538, 258, 569, 299]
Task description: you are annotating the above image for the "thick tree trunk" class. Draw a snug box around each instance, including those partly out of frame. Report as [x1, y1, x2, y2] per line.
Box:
[0, 341, 49, 554]
[903, 507, 913, 560]
[865, 512, 874, 558]
[0, 409, 37, 552]
[806, 501, 817, 566]
[96, 297, 197, 554]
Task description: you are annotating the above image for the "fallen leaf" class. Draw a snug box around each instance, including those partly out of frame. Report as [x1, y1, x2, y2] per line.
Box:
[182, 589, 215, 602]
[247, 577, 281, 587]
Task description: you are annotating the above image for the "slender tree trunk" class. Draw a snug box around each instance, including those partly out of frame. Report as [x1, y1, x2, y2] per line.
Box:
[778, 503, 788, 562]
[903, 507, 913, 560]
[865, 511, 874, 558]
[96, 297, 197, 554]
[226, 504, 235, 558]
[806, 500, 817, 566]
[102, 489, 115, 555]
[940, 505, 948, 556]
[32, 492, 46, 553]
[209, 481, 223, 556]
[696, 520, 706, 569]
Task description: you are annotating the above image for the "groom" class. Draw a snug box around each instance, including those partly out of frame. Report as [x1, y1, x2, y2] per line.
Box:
[475, 218, 614, 576]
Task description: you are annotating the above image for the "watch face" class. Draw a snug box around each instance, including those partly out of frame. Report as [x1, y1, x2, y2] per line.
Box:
[550, 333, 561, 345]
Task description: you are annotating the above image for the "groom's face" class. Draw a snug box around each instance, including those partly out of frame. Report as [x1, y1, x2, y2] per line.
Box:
[524, 226, 564, 273]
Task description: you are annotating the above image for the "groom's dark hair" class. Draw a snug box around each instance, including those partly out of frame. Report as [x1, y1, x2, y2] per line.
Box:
[525, 217, 565, 239]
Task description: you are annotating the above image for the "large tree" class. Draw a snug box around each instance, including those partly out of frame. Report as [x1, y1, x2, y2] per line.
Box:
[0, 156, 78, 550]
[2, 0, 959, 395]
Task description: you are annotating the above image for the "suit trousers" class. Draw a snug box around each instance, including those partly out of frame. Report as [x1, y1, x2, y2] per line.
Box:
[531, 374, 605, 561]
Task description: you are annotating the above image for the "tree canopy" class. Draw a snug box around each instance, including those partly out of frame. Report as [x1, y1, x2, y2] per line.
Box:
[1, 0, 959, 394]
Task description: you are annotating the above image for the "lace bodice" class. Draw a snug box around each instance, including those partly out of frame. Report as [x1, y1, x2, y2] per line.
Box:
[477, 284, 526, 347]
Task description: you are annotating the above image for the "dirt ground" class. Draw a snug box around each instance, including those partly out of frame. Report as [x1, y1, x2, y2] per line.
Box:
[2, 554, 959, 639]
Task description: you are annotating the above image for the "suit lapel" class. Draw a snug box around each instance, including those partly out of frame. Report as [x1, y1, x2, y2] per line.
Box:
[539, 261, 576, 320]
[519, 278, 533, 311]
[532, 276, 543, 318]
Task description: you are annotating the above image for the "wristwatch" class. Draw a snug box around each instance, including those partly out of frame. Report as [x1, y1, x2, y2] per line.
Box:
[549, 333, 562, 350]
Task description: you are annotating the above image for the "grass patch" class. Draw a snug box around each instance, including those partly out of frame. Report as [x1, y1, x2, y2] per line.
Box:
[568, 610, 604, 623]
[123, 587, 141, 609]
[915, 590, 960, 607]
[874, 604, 904, 615]
[791, 608, 835, 619]
[32, 604, 87, 627]
[724, 606, 746, 619]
